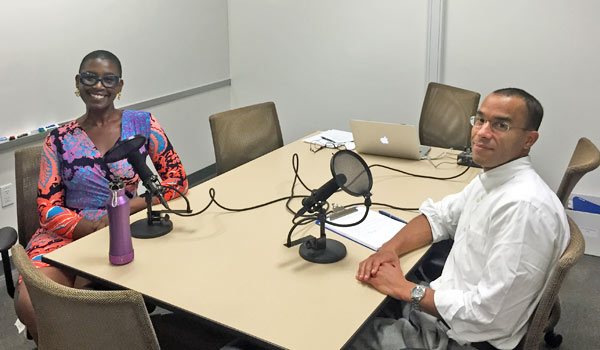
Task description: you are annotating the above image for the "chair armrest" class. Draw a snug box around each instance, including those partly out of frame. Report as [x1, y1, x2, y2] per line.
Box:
[0, 226, 18, 298]
[0, 226, 18, 252]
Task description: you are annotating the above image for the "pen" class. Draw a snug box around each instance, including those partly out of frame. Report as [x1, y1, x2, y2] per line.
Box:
[321, 136, 337, 144]
[378, 210, 407, 224]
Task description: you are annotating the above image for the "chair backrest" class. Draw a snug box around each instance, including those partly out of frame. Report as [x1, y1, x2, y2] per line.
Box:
[209, 101, 283, 174]
[555, 137, 600, 207]
[418, 82, 480, 150]
[11, 244, 160, 350]
[518, 216, 585, 350]
[15, 145, 43, 247]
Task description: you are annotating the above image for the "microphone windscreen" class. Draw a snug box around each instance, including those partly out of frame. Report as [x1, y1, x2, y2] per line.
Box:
[331, 150, 372, 197]
[104, 135, 147, 163]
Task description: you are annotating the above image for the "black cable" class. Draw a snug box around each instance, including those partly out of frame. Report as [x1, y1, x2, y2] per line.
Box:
[164, 153, 314, 217]
[161, 152, 460, 219]
[162, 184, 191, 211]
[368, 163, 471, 180]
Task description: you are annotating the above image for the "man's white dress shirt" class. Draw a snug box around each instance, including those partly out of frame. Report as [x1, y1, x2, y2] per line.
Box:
[420, 156, 569, 349]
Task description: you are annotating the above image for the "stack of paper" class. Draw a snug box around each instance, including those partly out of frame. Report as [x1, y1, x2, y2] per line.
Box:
[304, 130, 355, 150]
[325, 206, 406, 251]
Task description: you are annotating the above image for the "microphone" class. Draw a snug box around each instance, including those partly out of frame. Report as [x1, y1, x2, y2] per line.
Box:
[298, 174, 347, 216]
[103, 135, 168, 208]
[286, 150, 374, 264]
[125, 148, 169, 209]
[104, 135, 174, 239]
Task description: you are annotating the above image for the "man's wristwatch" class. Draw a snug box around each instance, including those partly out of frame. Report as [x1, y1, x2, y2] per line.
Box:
[410, 284, 427, 311]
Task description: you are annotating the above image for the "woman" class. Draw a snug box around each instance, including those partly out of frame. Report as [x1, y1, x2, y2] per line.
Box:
[14, 50, 189, 342]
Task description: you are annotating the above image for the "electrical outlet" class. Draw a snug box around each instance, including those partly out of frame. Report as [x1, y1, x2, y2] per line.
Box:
[1, 183, 15, 207]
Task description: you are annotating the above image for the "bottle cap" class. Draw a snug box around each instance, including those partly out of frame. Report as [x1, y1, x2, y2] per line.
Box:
[109, 177, 124, 191]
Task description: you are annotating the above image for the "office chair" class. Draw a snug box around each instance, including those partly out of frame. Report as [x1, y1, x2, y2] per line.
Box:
[0, 145, 42, 298]
[516, 216, 585, 350]
[556, 137, 600, 207]
[209, 101, 283, 174]
[529, 137, 599, 348]
[418, 82, 480, 150]
[11, 244, 161, 350]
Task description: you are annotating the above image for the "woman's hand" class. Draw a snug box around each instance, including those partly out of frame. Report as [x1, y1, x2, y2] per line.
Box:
[73, 216, 109, 240]
[92, 215, 109, 232]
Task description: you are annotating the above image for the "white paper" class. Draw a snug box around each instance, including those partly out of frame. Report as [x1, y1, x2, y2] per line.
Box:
[303, 130, 355, 150]
[325, 206, 405, 251]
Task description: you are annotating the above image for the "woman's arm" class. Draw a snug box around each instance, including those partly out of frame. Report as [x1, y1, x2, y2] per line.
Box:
[147, 114, 189, 201]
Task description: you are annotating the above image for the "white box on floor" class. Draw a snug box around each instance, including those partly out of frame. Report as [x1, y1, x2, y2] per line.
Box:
[567, 194, 600, 257]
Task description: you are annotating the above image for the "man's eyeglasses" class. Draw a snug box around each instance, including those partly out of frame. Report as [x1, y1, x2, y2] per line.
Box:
[79, 72, 121, 88]
[310, 142, 346, 153]
[470, 116, 530, 133]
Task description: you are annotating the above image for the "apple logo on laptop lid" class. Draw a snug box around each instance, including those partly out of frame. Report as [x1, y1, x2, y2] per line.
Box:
[380, 136, 389, 145]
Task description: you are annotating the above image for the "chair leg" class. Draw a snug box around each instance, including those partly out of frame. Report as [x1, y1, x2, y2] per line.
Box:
[543, 299, 562, 347]
[1, 250, 15, 298]
[544, 328, 563, 348]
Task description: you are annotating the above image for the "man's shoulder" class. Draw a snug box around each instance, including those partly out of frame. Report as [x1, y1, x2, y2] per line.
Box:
[494, 169, 563, 212]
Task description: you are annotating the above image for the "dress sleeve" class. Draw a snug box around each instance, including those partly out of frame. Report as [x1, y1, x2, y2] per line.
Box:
[37, 134, 81, 239]
[147, 114, 189, 200]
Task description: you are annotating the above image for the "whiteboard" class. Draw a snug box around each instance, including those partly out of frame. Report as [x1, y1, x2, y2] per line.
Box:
[0, 0, 230, 137]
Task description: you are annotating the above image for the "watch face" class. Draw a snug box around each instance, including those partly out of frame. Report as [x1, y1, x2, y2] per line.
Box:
[411, 285, 426, 300]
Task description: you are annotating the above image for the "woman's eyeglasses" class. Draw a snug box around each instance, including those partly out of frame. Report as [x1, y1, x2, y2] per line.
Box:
[79, 72, 121, 88]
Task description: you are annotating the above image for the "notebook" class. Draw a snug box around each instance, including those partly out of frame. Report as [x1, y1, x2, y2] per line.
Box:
[324, 206, 406, 251]
[349, 120, 431, 160]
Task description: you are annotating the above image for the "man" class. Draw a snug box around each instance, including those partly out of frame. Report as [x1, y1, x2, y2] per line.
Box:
[351, 88, 569, 350]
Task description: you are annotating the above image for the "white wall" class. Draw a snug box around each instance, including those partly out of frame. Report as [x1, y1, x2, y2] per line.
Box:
[228, 0, 430, 144]
[0, 0, 230, 230]
[144, 87, 230, 173]
[228, 0, 600, 197]
[442, 0, 600, 196]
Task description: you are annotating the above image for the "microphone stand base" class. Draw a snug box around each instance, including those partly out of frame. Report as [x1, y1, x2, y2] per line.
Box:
[131, 217, 173, 239]
[299, 239, 346, 264]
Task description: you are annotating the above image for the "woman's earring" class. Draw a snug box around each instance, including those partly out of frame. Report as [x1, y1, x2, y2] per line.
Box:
[117, 92, 121, 100]
[74, 88, 80, 97]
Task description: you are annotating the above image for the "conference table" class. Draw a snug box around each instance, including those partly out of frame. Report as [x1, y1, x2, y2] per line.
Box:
[44, 134, 479, 350]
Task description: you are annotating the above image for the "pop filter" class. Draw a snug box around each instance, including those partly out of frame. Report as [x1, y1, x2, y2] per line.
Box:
[331, 150, 373, 197]
[104, 135, 147, 164]
[289, 150, 373, 264]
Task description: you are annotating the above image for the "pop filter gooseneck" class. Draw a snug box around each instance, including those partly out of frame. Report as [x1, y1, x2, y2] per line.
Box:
[286, 150, 373, 264]
[104, 135, 173, 239]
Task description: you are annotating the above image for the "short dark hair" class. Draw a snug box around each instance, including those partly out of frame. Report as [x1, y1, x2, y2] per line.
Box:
[79, 50, 122, 77]
[492, 88, 543, 131]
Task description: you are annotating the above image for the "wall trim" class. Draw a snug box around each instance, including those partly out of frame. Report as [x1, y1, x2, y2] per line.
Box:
[0, 79, 231, 151]
[426, 0, 445, 86]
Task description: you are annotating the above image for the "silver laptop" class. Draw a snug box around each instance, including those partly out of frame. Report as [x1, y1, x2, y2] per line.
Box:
[350, 120, 431, 160]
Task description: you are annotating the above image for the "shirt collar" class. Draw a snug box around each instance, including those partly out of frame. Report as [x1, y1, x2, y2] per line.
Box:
[478, 156, 534, 192]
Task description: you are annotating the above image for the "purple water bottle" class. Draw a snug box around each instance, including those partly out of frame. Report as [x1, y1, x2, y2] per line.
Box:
[107, 177, 134, 265]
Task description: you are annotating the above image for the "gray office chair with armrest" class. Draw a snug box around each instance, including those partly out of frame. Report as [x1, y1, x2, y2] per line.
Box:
[532, 136, 600, 348]
[418, 82, 481, 150]
[11, 244, 161, 350]
[209, 101, 283, 175]
[516, 216, 585, 350]
[0, 145, 43, 298]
